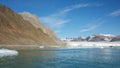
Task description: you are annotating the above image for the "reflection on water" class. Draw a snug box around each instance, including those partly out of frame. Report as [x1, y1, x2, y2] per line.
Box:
[0, 48, 120, 68]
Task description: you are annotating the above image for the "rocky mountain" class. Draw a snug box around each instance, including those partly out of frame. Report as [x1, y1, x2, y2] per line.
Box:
[86, 34, 114, 42]
[0, 5, 62, 46]
[19, 12, 61, 44]
[111, 36, 120, 42]
[62, 34, 120, 42]
[71, 37, 86, 42]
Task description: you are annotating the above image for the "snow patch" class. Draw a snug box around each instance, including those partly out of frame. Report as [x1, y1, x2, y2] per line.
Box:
[39, 46, 45, 48]
[0, 48, 18, 57]
[66, 42, 120, 48]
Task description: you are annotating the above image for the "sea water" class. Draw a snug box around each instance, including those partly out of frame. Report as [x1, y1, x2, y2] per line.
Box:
[0, 47, 120, 68]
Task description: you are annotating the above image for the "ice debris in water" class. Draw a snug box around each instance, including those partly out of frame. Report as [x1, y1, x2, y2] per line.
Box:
[0, 48, 18, 57]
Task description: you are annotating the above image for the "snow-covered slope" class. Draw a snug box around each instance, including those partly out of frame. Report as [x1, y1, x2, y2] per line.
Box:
[86, 34, 115, 42]
[65, 42, 120, 48]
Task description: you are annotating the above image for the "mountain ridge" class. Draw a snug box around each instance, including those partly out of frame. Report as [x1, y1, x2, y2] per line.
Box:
[0, 5, 62, 46]
[19, 12, 62, 45]
[62, 34, 120, 42]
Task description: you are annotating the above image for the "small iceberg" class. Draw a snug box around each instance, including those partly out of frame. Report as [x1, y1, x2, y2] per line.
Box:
[0, 48, 19, 58]
[39, 46, 44, 48]
[100, 47, 104, 49]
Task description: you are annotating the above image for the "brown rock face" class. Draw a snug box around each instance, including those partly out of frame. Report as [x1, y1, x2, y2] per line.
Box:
[19, 12, 62, 45]
[0, 5, 62, 46]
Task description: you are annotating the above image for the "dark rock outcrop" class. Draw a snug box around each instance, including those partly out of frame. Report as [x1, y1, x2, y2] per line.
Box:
[111, 36, 120, 42]
[71, 37, 86, 42]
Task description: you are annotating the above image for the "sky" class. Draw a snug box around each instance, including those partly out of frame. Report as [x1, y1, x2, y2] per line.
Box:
[0, 0, 120, 38]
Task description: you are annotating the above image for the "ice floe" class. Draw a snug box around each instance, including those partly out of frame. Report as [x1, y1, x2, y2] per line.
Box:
[0, 48, 18, 57]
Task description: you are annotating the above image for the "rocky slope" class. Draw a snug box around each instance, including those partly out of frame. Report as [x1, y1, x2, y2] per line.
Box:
[71, 37, 85, 42]
[111, 36, 120, 42]
[63, 34, 120, 42]
[86, 34, 115, 42]
[0, 5, 62, 46]
[19, 12, 61, 45]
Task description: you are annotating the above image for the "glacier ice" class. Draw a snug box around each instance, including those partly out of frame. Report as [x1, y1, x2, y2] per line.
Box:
[0, 48, 18, 57]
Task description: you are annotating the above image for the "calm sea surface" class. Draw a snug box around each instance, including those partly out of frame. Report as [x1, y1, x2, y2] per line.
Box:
[0, 47, 120, 68]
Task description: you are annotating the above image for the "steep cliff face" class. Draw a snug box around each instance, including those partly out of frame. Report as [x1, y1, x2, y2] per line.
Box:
[0, 5, 61, 46]
[19, 12, 61, 44]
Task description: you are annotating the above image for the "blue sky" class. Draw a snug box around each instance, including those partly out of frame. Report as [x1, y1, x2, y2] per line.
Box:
[0, 0, 120, 38]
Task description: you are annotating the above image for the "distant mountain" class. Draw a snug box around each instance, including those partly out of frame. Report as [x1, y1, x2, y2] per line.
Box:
[111, 36, 120, 42]
[86, 34, 114, 42]
[62, 34, 120, 42]
[0, 5, 62, 46]
[71, 37, 86, 42]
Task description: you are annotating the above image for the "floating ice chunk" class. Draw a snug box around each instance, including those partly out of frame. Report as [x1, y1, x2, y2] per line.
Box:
[0, 48, 18, 57]
[100, 47, 104, 49]
[39, 46, 44, 48]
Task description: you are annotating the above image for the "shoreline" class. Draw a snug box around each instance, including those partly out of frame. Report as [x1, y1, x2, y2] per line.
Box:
[0, 45, 62, 50]
[0, 42, 120, 50]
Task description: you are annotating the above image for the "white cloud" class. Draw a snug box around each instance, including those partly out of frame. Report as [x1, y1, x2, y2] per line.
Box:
[55, 30, 61, 34]
[40, 3, 90, 28]
[80, 24, 100, 32]
[56, 3, 90, 15]
[80, 19, 104, 33]
[40, 16, 69, 28]
[109, 9, 120, 16]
